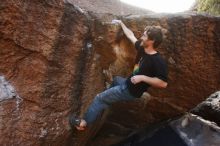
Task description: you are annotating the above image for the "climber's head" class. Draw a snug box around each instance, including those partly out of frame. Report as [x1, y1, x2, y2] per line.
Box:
[141, 26, 165, 49]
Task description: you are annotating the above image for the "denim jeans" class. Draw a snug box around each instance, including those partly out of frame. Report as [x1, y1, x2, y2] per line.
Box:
[83, 76, 136, 125]
[109, 76, 127, 88]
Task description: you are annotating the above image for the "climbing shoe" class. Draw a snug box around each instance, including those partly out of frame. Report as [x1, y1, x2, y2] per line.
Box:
[69, 114, 82, 128]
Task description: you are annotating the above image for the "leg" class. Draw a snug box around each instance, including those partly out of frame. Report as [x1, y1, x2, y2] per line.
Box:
[109, 76, 126, 88]
[83, 83, 134, 126]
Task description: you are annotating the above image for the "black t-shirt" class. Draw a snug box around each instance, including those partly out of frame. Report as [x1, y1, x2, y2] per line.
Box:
[126, 40, 168, 98]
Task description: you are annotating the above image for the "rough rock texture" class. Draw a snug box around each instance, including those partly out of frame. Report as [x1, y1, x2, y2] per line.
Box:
[0, 0, 91, 145]
[191, 91, 220, 126]
[114, 113, 220, 146]
[0, 0, 220, 146]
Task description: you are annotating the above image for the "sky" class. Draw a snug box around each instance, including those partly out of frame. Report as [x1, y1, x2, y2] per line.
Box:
[120, 0, 196, 13]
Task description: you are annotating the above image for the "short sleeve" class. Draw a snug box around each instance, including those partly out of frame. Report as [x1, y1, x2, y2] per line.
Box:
[134, 40, 145, 64]
[153, 58, 168, 82]
[135, 40, 142, 51]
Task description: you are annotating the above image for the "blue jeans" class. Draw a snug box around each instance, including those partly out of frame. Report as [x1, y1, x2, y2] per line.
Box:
[83, 76, 135, 125]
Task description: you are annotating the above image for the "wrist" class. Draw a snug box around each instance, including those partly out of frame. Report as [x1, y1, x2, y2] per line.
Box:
[140, 75, 145, 82]
[141, 75, 148, 82]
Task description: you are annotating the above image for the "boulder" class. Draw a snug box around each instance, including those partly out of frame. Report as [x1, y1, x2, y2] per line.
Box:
[0, 0, 91, 145]
[113, 113, 220, 146]
[191, 91, 220, 126]
[0, 0, 219, 145]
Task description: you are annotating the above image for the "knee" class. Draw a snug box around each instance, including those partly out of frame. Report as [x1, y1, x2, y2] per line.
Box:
[94, 93, 103, 103]
[94, 93, 109, 105]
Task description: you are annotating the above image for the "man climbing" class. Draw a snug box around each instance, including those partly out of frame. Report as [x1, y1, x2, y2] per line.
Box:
[69, 20, 168, 131]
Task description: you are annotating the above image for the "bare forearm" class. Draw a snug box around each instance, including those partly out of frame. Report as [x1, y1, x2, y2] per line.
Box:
[140, 75, 167, 88]
[120, 22, 133, 37]
[120, 22, 137, 44]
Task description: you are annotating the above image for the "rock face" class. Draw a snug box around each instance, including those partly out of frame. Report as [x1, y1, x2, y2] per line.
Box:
[0, 0, 220, 146]
[114, 113, 220, 146]
[191, 91, 220, 126]
[0, 0, 90, 145]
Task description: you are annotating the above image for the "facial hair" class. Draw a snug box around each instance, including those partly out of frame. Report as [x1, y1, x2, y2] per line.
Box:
[142, 40, 148, 48]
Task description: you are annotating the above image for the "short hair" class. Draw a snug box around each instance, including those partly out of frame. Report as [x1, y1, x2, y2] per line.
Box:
[145, 26, 167, 48]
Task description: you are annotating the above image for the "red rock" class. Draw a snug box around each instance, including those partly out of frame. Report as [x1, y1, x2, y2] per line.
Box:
[0, 0, 219, 146]
[0, 0, 89, 145]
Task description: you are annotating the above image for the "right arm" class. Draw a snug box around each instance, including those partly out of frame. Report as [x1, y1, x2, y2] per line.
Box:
[117, 20, 137, 45]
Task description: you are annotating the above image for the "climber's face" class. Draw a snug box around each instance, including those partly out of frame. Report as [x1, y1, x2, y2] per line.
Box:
[141, 31, 154, 48]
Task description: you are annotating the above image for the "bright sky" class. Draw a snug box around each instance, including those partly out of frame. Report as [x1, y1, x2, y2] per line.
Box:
[120, 0, 196, 13]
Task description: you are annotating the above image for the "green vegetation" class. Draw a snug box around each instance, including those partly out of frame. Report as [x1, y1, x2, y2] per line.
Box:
[197, 0, 220, 16]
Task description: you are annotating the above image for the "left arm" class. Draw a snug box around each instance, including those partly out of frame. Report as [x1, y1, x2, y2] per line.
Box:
[131, 75, 168, 88]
